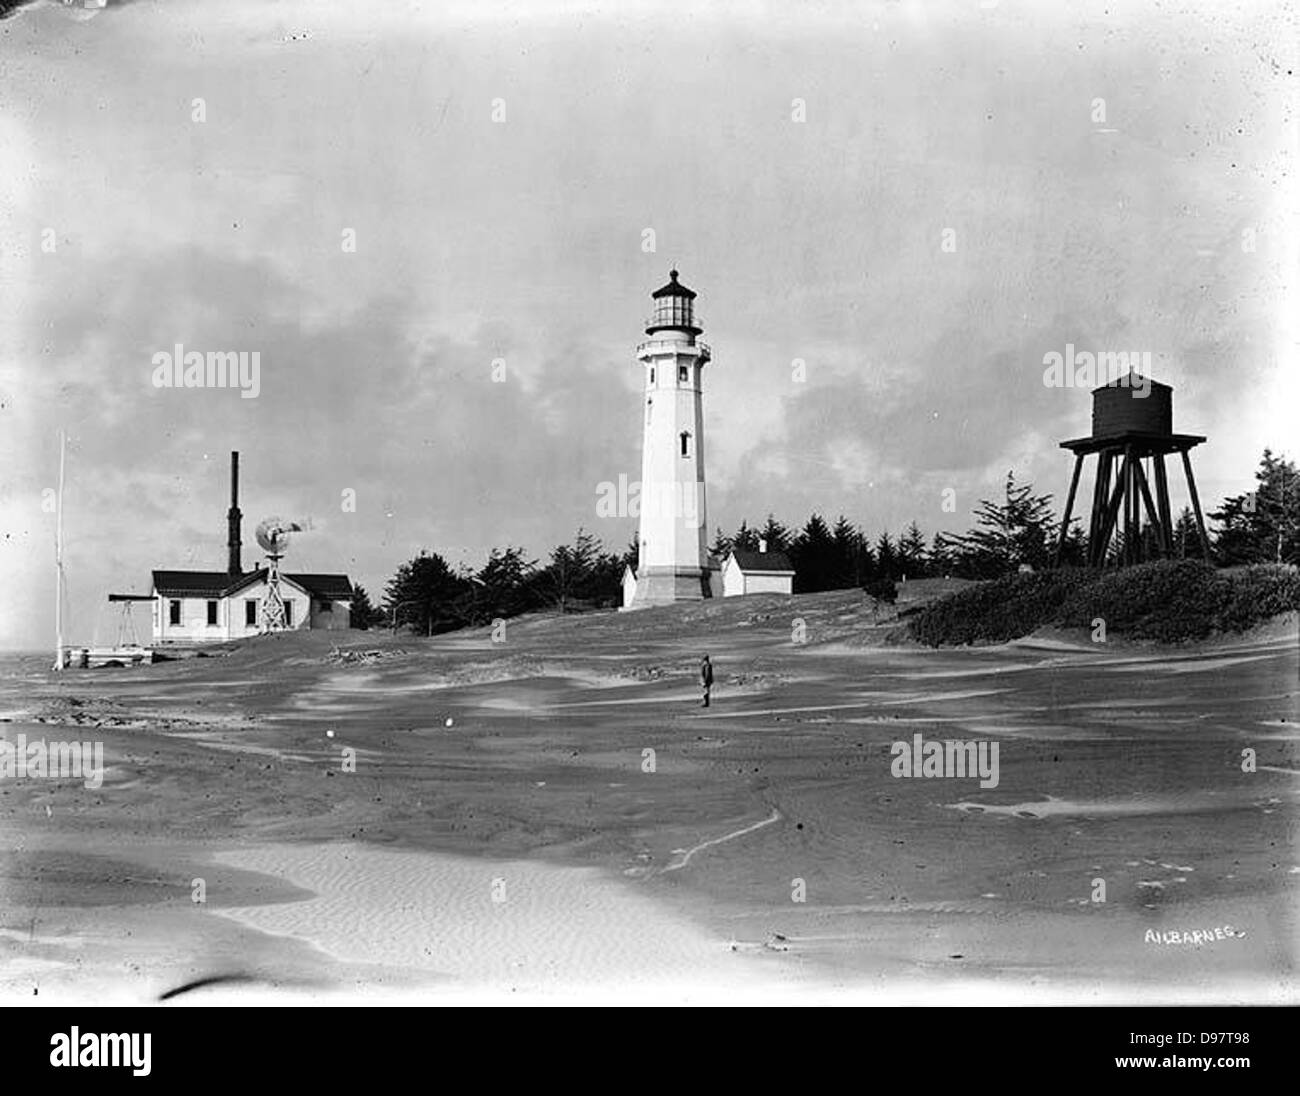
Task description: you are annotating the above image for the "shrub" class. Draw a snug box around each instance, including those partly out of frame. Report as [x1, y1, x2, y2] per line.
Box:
[907, 560, 1298, 647]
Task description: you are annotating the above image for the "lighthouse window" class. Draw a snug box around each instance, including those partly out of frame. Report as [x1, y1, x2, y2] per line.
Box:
[680, 431, 692, 457]
[207, 600, 218, 626]
[678, 365, 689, 383]
[650, 368, 655, 384]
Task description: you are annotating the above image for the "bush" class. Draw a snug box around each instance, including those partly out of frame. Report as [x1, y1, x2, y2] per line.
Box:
[908, 568, 1093, 647]
[908, 561, 1298, 647]
[863, 577, 897, 604]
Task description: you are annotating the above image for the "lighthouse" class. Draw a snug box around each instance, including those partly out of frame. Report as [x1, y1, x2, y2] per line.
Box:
[623, 270, 715, 608]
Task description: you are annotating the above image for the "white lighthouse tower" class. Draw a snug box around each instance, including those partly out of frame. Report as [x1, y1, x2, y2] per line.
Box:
[624, 270, 714, 607]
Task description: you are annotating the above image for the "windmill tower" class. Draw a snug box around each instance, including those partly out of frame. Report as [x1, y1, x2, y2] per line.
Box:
[627, 270, 713, 606]
[255, 517, 302, 630]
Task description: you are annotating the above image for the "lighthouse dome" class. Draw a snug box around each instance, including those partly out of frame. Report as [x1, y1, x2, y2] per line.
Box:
[646, 270, 702, 335]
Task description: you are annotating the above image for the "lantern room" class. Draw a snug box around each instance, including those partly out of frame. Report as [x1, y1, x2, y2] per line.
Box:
[645, 269, 702, 336]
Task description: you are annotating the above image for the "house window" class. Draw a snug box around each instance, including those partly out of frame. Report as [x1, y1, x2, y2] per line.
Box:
[284, 601, 294, 627]
[169, 600, 181, 626]
[318, 599, 333, 613]
[207, 600, 218, 626]
[245, 599, 258, 626]
[678, 364, 688, 383]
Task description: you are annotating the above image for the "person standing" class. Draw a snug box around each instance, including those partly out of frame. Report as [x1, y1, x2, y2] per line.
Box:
[700, 654, 714, 708]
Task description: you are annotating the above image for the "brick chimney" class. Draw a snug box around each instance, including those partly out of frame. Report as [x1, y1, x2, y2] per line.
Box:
[227, 451, 242, 576]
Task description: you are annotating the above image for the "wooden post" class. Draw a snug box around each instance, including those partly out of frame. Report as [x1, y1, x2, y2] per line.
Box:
[1153, 453, 1174, 556]
[1181, 448, 1212, 561]
[1090, 451, 1113, 565]
[1098, 452, 1128, 566]
[1122, 444, 1135, 566]
[1056, 453, 1084, 565]
[1133, 457, 1164, 558]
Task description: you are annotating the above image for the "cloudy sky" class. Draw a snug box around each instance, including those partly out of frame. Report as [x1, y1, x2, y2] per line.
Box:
[1, 0, 1294, 649]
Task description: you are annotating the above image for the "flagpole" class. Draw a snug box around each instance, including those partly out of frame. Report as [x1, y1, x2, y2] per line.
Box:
[53, 429, 65, 671]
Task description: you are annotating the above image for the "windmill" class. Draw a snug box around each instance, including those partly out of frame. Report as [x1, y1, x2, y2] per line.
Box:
[255, 517, 304, 631]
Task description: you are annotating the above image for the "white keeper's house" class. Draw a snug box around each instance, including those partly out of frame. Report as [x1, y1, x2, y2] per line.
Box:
[151, 568, 353, 644]
[147, 452, 353, 644]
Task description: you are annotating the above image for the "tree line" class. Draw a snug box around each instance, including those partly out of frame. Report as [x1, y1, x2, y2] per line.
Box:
[351, 447, 1297, 631]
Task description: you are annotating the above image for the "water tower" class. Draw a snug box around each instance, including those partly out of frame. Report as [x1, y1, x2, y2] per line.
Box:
[1055, 374, 1211, 566]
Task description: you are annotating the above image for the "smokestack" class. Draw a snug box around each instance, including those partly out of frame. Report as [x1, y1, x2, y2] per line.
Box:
[227, 451, 242, 576]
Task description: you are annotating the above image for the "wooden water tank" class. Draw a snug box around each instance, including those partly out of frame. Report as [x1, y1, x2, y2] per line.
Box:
[1091, 376, 1172, 437]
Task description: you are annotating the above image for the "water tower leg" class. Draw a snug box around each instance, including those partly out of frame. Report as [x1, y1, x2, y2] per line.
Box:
[1089, 452, 1113, 565]
[1122, 444, 1136, 565]
[1098, 452, 1129, 566]
[1133, 458, 1164, 558]
[1181, 450, 1212, 561]
[1056, 453, 1084, 565]
[1154, 454, 1175, 555]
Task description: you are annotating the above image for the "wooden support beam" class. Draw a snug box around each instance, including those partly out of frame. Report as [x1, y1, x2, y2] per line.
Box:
[1097, 452, 1129, 566]
[1153, 454, 1175, 555]
[1133, 457, 1164, 559]
[1089, 452, 1113, 565]
[1181, 449, 1212, 561]
[1056, 453, 1084, 566]
[1122, 444, 1135, 566]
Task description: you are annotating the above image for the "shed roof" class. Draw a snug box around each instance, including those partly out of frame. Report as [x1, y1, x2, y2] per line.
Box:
[728, 550, 795, 574]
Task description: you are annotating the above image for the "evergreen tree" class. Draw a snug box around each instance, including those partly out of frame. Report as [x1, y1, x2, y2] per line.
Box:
[1210, 449, 1298, 564]
[875, 531, 898, 581]
[928, 532, 953, 577]
[897, 521, 928, 580]
[788, 512, 837, 592]
[709, 527, 733, 559]
[542, 528, 602, 613]
[946, 471, 1057, 578]
[830, 515, 868, 587]
[383, 551, 471, 636]
[732, 520, 761, 552]
[347, 583, 385, 630]
[471, 546, 538, 623]
[1172, 506, 1200, 560]
[759, 513, 792, 553]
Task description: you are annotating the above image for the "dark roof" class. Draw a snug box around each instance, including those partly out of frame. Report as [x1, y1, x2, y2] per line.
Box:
[152, 569, 352, 600]
[289, 573, 354, 600]
[650, 269, 697, 300]
[1094, 372, 1170, 393]
[729, 550, 795, 573]
[151, 570, 231, 597]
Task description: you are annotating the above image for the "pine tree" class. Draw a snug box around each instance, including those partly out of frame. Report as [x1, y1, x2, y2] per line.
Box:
[709, 527, 733, 559]
[946, 471, 1057, 578]
[789, 513, 837, 592]
[383, 551, 471, 636]
[897, 521, 928, 580]
[732, 520, 761, 552]
[1210, 449, 1298, 564]
[759, 513, 792, 553]
[348, 584, 385, 630]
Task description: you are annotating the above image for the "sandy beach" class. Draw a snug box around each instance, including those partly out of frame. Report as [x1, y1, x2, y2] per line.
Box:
[1, 591, 1296, 1003]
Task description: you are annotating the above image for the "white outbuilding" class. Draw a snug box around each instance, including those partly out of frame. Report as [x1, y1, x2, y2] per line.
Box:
[721, 544, 795, 597]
